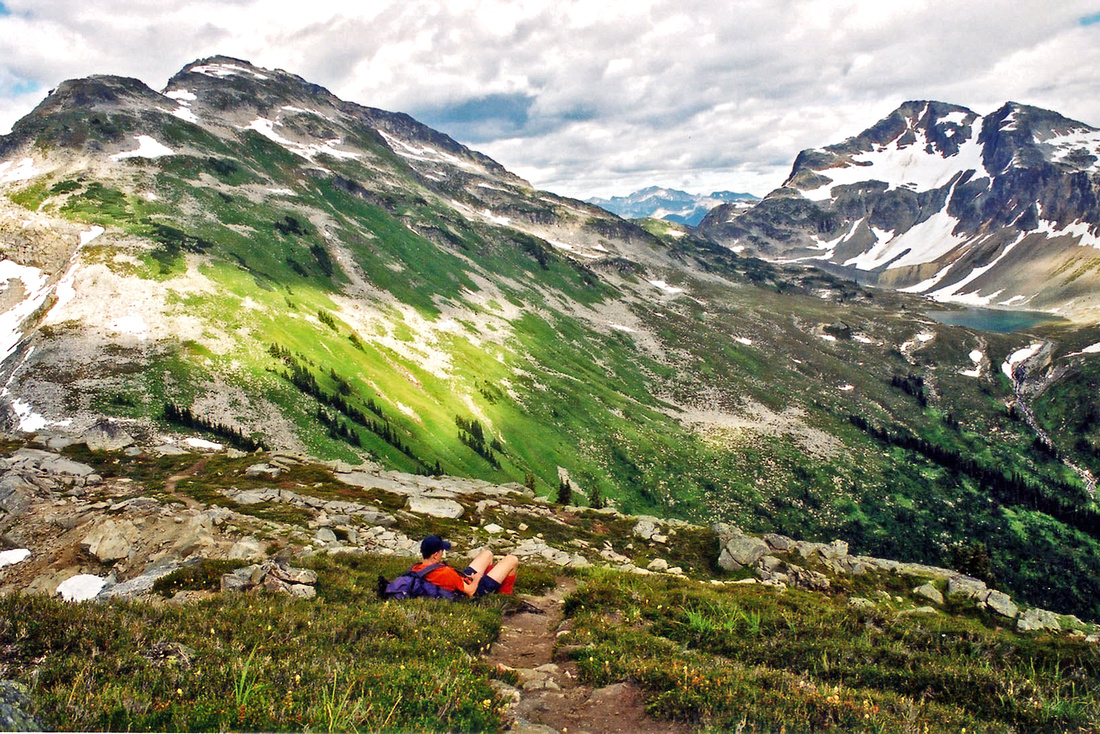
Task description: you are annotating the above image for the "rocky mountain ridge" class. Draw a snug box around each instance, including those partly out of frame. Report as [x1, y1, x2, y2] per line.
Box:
[699, 100, 1100, 321]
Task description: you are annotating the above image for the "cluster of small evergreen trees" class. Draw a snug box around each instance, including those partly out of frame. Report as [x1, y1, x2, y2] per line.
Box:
[890, 373, 927, 407]
[163, 402, 265, 451]
[268, 343, 428, 468]
[848, 414, 1100, 537]
[455, 416, 502, 469]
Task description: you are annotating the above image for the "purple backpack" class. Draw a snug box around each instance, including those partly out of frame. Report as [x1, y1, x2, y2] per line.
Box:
[378, 563, 458, 601]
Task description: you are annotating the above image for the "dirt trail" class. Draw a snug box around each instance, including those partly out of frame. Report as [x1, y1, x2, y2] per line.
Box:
[484, 577, 686, 734]
[163, 458, 209, 509]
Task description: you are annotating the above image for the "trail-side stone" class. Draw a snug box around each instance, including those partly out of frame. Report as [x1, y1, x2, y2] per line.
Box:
[314, 528, 338, 545]
[946, 575, 988, 600]
[245, 463, 281, 479]
[718, 535, 769, 571]
[81, 518, 139, 563]
[270, 563, 317, 585]
[81, 420, 134, 451]
[289, 584, 316, 599]
[484, 523, 504, 534]
[98, 562, 181, 600]
[913, 583, 944, 605]
[633, 517, 660, 541]
[763, 533, 794, 551]
[406, 495, 464, 519]
[1017, 607, 1062, 632]
[647, 558, 669, 572]
[984, 590, 1018, 619]
[0, 680, 41, 732]
[228, 537, 265, 560]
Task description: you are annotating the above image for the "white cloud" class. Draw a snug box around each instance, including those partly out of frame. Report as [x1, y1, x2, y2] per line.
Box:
[1, 0, 1100, 199]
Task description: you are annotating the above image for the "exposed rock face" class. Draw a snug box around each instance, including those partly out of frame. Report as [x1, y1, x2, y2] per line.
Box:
[220, 560, 318, 598]
[700, 100, 1100, 319]
[406, 495, 464, 519]
[80, 518, 139, 563]
[1017, 607, 1062, 632]
[0, 680, 41, 732]
[914, 583, 944, 605]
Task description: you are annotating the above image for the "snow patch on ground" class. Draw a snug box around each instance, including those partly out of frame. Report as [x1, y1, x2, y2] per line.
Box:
[610, 324, 636, 333]
[0, 549, 30, 568]
[0, 158, 40, 184]
[846, 210, 968, 271]
[11, 398, 49, 432]
[80, 226, 105, 247]
[839, 384, 854, 391]
[0, 259, 51, 362]
[734, 337, 752, 346]
[172, 107, 199, 124]
[648, 280, 684, 295]
[165, 89, 197, 102]
[1002, 342, 1043, 379]
[111, 136, 175, 161]
[819, 334, 837, 342]
[109, 314, 149, 340]
[853, 334, 874, 344]
[56, 574, 107, 602]
[185, 437, 223, 450]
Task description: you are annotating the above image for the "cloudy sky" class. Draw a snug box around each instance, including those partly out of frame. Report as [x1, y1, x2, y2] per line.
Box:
[3, 1, 1100, 199]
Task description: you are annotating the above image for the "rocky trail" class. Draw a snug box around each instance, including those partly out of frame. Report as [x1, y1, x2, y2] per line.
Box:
[485, 577, 686, 734]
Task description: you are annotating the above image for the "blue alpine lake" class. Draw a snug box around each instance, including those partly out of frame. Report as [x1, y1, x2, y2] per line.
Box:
[926, 307, 1067, 333]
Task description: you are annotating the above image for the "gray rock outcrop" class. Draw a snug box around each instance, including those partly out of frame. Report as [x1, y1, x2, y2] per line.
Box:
[0, 680, 41, 732]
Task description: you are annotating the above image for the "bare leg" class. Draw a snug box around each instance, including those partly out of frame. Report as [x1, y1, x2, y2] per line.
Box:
[466, 548, 494, 575]
[485, 554, 519, 584]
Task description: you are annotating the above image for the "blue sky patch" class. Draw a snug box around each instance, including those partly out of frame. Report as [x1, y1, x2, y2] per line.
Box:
[0, 3, 9, 16]
[417, 93, 535, 142]
[1080, 11, 1100, 25]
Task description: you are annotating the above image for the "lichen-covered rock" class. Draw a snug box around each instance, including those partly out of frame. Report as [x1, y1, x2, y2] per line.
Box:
[913, 583, 944, 605]
[0, 680, 41, 732]
[718, 535, 769, 571]
[1017, 607, 1062, 632]
[406, 495, 464, 519]
[984, 590, 1019, 619]
[946, 575, 988, 600]
[80, 518, 140, 562]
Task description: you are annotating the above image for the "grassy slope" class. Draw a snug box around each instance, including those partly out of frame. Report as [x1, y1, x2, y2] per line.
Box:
[2, 442, 1099, 733]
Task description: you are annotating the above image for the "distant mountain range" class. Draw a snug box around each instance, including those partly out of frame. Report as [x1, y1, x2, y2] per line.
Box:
[588, 187, 758, 226]
[699, 100, 1100, 320]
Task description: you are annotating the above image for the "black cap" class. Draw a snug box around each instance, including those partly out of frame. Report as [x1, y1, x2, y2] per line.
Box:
[421, 535, 451, 558]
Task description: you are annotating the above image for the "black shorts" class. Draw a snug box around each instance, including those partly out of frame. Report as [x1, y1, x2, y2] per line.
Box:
[463, 567, 502, 597]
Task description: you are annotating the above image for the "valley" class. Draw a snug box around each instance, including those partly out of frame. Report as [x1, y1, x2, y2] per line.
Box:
[0, 57, 1098, 626]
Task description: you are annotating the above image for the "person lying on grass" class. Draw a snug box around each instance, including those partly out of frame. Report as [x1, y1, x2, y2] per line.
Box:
[412, 535, 519, 597]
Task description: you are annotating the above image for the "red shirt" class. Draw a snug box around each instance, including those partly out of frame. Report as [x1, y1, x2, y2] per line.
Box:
[410, 562, 469, 594]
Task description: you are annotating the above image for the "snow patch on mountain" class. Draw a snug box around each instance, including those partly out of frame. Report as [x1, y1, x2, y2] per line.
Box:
[111, 136, 175, 161]
[190, 62, 269, 81]
[801, 119, 989, 201]
[0, 260, 51, 362]
[244, 118, 360, 162]
[1002, 343, 1043, 378]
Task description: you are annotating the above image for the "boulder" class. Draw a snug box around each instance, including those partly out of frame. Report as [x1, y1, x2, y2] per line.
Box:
[1017, 607, 1062, 633]
[227, 537, 265, 561]
[81, 420, 134, 451]
[270, 563, 317, 585]
[245, 463, 281, 479]
[314, 528, 338, 545]
[763, 533, 794, 552]
[647, 558, 669, 572]
[718, 535, 769, 571]
[633, 517, 661, 541]
[913, 583, 944, 605]
[405, 496, 464, 519]
[848, 597, 875, 609]
[99, 562, 182, 600]
[946, 575, 988, 600]
[983, 590, 1019, 619]
[81, 518, 139, 563]
[0, 680, 41, 732]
